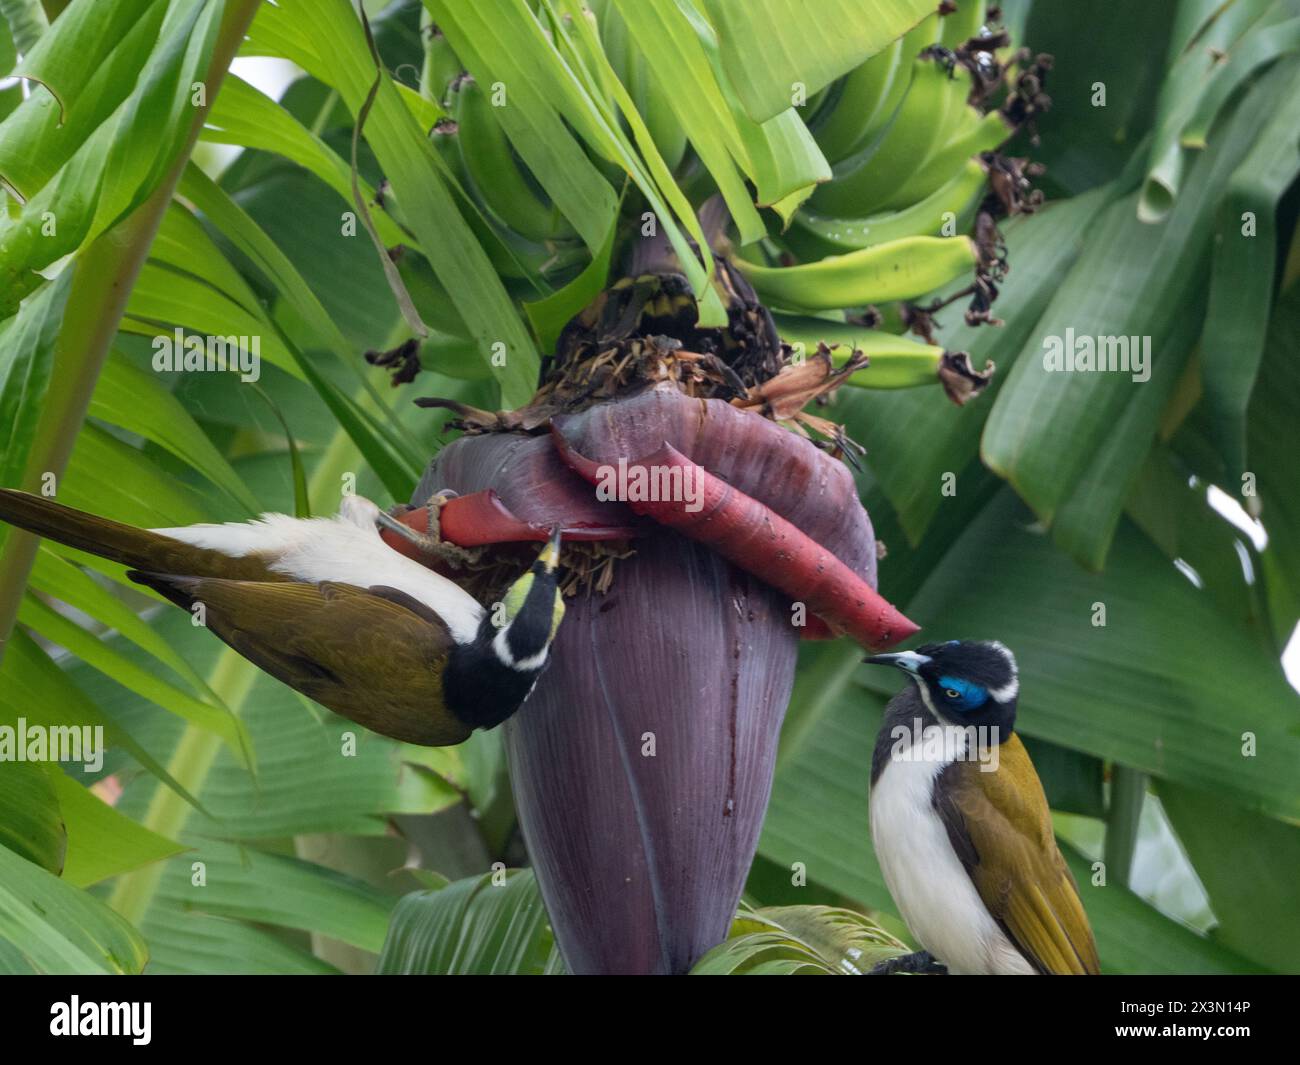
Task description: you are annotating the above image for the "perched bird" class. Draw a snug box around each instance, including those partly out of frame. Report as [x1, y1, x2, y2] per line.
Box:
[863, 640, 1099, 975]
[0, 488, 565, 746]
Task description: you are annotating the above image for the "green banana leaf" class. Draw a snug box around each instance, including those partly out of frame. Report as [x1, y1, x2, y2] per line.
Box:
[47, 769, 187, 888]
[1244, 282, 1300, 643]
[1199, 58, 1300, 481]
[700, 0, 936, 125]
[691, 903, 908, 975]
[0, 0, 48, 56]
[0, 760, 66, 875]
[1140, 0, 1300, 221]
[376, 869, 911, 976]
[0, 270, 67, 489]
[0, 0, 224, 315]
[377, 868, 561, 975]
[267, 0, 542, 407]
[982, 59, 1293, 569]
[1157, 780, 1300, 972]
[0, 840, 149, 974]
[1023, 0, 1177, 196]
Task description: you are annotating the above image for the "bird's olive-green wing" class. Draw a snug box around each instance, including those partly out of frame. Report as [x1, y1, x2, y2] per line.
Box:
[129, 573, 472, 747]
[935, 735, 1101, 974]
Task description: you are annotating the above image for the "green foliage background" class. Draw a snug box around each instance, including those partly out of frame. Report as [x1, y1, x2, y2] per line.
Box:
[0, 0, 1296, 974]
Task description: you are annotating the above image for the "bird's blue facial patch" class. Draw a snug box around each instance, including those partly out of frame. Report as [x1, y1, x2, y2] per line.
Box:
[936, 675, 989, 711]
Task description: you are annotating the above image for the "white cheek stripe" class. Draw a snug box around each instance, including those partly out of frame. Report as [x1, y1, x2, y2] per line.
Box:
[913, 679, 941, 719]
[512, 648, 550, 672]
[491, 625, 515, 667]
[983, 640, 1019, 702]
[491, 624, 549, 672]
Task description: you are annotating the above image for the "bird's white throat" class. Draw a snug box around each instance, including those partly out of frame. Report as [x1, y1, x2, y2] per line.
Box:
[886, 716, 1001, 773]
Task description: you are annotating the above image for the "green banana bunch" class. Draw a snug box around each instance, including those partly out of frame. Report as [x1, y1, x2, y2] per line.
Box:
[814, 53, 986, 217]
[738, 0, 1040, 375]
[410, 92, 574, 288]
[810, 35, 907, 166]
[452, 74, 577, 244]
[598, 0, 688, 172]
[811, 11, 940, 174]
[808, 0, 1019, 227]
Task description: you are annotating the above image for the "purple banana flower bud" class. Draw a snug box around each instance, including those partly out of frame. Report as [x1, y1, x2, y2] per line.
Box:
[415, 381, 882, 973]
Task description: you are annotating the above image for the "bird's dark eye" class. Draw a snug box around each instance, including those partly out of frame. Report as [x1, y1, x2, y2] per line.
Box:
[944, 688, 960, 699]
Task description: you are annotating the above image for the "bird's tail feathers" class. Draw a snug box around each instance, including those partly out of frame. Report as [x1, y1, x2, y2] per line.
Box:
[0, 489, 165, 569]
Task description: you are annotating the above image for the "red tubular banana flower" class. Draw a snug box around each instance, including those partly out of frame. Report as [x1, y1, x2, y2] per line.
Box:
[383, 387, 914, 646]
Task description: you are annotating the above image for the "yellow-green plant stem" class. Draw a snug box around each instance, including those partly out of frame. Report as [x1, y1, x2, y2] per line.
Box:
[0, 0, 264, 666]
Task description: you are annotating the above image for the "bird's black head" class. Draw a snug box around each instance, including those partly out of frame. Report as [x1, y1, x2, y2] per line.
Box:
[488, 527, 565, 669]
[444, 529, 565, 733]
[864, 639, 1019, 737]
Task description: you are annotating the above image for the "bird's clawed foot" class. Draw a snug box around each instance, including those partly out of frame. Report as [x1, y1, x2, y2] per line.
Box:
[377, 491, 484, 568]
[868, 950, 948, 976]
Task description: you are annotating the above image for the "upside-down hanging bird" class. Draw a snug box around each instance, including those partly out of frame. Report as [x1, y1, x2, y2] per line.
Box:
[863, 640, 1100, 975]
[0, 489, 564, 746]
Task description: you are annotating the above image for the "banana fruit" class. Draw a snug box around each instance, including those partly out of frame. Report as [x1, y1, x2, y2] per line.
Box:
[786, 156, 988, 258]
[773, 312, 946, 389]
[415, 1, 1034, 402]
[741, 1, 1039, 352]
[453, 74, 576, 244]
[810, 35, 905, 166]
[598, 0, 688, 172]
[940, 0, 987, 48]
[826, 12, 943, 168]
[813, 53, 974, 217]
[420, 14, 462, 109]
[421, 65, 584, 288]
[735, 235, 978, 311]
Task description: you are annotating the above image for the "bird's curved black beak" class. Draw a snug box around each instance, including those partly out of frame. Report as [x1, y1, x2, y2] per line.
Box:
[863, 650, 930, 674]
